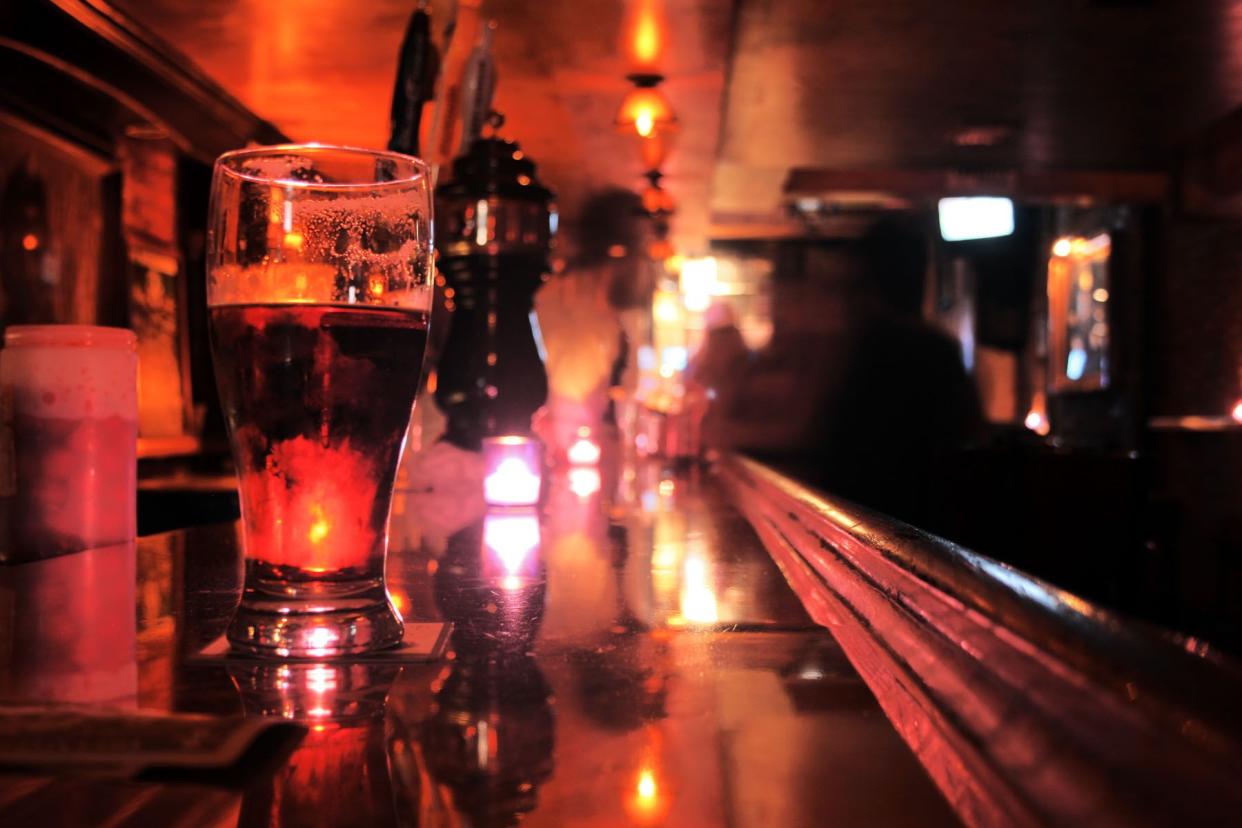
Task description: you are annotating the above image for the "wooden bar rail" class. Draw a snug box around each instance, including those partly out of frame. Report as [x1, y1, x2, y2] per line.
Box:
[717, 455, 1242, 828]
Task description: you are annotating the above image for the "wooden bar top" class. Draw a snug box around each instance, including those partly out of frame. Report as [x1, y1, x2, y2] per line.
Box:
[0, 462, 961, 827]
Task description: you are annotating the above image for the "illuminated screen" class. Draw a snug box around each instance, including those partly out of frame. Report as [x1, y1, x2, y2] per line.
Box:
[938, 197, 1015, 242]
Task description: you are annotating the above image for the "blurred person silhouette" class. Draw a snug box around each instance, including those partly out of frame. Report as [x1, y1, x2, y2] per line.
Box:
[686, 302, 750, 453]
[534, 189, 651, 462]
[699, 242, 856, 454]
[705, 217, 981, 526]
[806, 216, 983, 524]
[689, 302, 749, 394]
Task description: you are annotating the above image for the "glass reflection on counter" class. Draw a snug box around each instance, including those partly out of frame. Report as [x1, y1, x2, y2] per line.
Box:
[612, 463, 779, 630]
[0, 541, 137, 706]
[627, 742, 672, 826]
[422, 512, 555, 825]
[675, 552, 719, 626]
[229, 662, 399, 727]
[568, 466, 602, 499]
[230, 661, 407, 828]
[483, 509, 542, 592]
[566, 426, 602, 466]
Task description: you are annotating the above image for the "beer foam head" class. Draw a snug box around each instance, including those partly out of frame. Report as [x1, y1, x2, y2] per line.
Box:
[209, 174, 433, 311]
[208, 147, 432, 312]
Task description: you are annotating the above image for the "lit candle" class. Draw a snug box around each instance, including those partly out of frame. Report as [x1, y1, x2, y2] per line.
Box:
[238, 436, 378, 571]
[567, 426, 601, 465]
[482, 436, 543, 506]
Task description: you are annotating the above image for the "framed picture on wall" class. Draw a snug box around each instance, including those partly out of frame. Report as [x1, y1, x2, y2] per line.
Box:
[1047, 232, 1111, 392]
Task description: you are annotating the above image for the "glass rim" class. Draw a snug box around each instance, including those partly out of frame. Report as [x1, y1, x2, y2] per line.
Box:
[214, 143, 430, 191]
[4, 324, 136, 351]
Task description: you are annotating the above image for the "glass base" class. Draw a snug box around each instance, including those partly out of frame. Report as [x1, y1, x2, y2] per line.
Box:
[227, 587, 404, 657]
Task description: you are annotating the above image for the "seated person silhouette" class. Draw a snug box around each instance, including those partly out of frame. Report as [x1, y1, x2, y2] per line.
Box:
[706, 217, 982, 526]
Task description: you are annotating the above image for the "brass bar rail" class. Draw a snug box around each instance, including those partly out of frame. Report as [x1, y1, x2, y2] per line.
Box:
[717, 455, 1242, 828]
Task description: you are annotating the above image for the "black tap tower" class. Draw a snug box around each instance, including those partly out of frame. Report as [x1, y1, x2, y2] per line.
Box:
[434, 130, 557, 450]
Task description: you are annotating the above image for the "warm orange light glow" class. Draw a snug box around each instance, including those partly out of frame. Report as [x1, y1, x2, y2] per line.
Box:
[615, 87, 678, 139]
[626, 759, 669, 823]
[567, 437, 602, 465]
[568, 467, 602, 498]
[680, 555, 718, 624]
[653, 290, 682, 324]
[389, 589, 408, 616]
[1024, 388, 1051, 436]
[483, 512, 541, 579]
[368, 275, 386, 299]
[308, 504, 331, 545]
[633, 12, 660, 66]
[303, 627, 339, 658]
[640, 134, 672, 170]
[238, 435, 377, 572]
[284, 230, 304, 250]
[637, 769, 657, 803]
[484, 457, 542, 505]
[20, 233, 39, 252]
[1232, 399, 1242, 424]
[648, 239, 675, 261]
[1056, 234, 1110, 259]
[635, 109, 654, 137]
[679, 257, 717, 312]
[305, 665, 338, 694]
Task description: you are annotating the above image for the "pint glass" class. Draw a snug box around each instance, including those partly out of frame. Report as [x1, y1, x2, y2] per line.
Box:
[208, 145, 433, 656]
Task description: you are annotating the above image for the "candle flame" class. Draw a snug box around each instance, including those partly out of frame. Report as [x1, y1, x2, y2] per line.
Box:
[308, 504, 331, 545]
[484, 457, 542, 506]
[567, 437, 601, 465]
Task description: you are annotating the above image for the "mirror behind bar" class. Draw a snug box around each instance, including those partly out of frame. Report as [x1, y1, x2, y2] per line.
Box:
[717, 454, 1242, 828]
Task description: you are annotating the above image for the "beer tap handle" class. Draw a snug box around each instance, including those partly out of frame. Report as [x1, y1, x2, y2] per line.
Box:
[387, 0, 438, 158]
